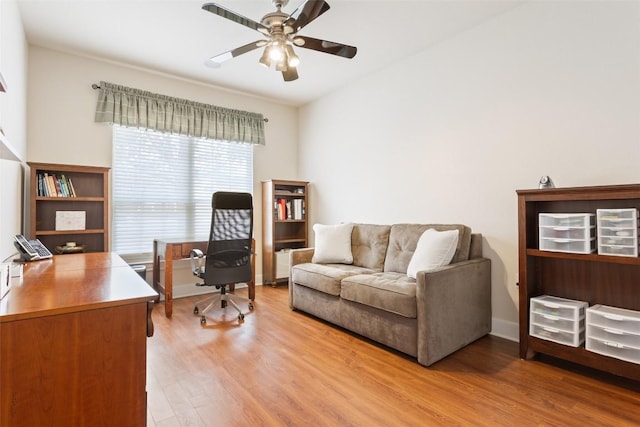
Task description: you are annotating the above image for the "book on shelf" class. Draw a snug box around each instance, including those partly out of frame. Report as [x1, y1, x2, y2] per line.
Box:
[278, 199, 287, 220]
[274, 196, 305, 221]
[37, 172, 77, 197]
[47, 174, 57, 197]
[67, 177, 77, 197]
[293, 199, 303, 220]
[37, 174, 45, 197]
[53, 176, 63, 196]
[60, 174, 70, 197]
[38, 173, 50, 197]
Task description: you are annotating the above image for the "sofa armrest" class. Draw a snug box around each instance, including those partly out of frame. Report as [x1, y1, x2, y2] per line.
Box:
[288, 248, 315, 309]
[415, 258, 491, 366]
[290, 247, 314, 267]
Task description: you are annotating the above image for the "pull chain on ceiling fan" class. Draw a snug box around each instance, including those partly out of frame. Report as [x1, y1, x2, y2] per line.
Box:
[202, 0, 357, 82]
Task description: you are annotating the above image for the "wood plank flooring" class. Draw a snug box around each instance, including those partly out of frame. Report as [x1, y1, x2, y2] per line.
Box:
[146, 286, 640, 426]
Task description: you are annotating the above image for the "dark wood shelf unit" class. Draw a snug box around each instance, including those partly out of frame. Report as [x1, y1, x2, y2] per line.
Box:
[28, 162, 110, 253]
[517, 184, 640, 380]
[262, 179, 309, 286]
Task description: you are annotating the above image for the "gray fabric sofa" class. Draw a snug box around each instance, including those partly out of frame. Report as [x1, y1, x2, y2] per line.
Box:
[289, 223, 492, 367]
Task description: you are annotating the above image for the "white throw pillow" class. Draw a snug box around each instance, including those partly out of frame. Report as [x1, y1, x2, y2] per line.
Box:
[406, 229, 459, 279]
[312, 223, 354, 264]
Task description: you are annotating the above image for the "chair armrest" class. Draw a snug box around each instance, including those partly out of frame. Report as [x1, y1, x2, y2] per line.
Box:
[415, 258, 492, 366]
[190, 248, 205, 278]
[288, 248, 315, 309]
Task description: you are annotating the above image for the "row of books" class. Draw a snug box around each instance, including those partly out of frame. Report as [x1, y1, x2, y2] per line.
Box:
[37, 172, 77, 197]
[275, 198, 304, 220]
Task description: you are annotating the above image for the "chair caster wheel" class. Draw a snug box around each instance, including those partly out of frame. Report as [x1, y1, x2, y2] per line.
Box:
[238, 313, 245, 321]
[194, 306, 199, 315]
[200, 316, 206, 325]
[248, 302, 254, 311]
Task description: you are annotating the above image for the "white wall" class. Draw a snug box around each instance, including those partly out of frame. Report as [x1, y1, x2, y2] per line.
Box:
[27, 46, 299, 289]
[298, 1, 640, 340]
[0, 0, 28, 263]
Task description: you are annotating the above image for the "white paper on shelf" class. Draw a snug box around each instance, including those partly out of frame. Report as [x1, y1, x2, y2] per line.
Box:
[55, 211, 86, 231]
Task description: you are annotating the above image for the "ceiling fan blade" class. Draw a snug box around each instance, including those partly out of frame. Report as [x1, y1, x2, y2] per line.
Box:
[284, 0, 330, 33]
[282, 67, 299, 82]
[205, 40, 267, 68]
[202, 3, 270, 35]
[293, 36, 357, 59]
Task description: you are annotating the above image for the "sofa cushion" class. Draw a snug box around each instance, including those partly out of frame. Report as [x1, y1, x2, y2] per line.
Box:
[291, 263, 376, 296]
[312, 223, 354, 264]
[406, 229, 459, 279]
[384, 224, 471, 274]
[341, 272, 417, 318]
[351, 224, 391, 270]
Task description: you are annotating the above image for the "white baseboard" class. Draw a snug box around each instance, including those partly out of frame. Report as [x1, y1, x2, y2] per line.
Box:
[490, 317, 519, 342]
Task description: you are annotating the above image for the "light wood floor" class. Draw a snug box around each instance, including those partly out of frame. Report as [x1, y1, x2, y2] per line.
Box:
[146, 286, 640, 427]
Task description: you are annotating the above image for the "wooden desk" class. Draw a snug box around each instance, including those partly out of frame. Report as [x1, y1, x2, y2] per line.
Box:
[0, 252, 158, 426]
[152, 238, 256, 317]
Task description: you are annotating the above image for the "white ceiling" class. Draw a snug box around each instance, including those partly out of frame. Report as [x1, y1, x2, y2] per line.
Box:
[17, 0, 523, 106]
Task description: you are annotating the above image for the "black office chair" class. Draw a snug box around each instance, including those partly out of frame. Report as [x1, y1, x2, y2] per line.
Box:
[190, 191, 254, 324]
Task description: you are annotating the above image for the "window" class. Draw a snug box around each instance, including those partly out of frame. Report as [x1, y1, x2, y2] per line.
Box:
[112, 125, 253, 258]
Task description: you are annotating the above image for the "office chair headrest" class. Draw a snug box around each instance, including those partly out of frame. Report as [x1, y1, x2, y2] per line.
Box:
[212, 191, 253, 210]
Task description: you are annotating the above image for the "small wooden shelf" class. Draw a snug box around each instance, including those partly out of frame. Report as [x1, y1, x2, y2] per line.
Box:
[36, 229, 106, 236]
[29, 162, 110, 253]
[526, 248, 640, 265]
[35, 196, 105, 202]
[262, 179, 309, 286]
[517, 183, 640, 381]
[274, 238, 307, 244]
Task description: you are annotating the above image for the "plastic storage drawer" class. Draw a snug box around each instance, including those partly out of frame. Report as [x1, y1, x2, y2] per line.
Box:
[531, 324, 585, 347]
[586, 305, 640, 364]
[587, 324, 640, 348]
[531, 312, 581, 333]
[530, 295, 587, 320]
[539, 213, 595, 254]
[597, 208, 639, 257]
[586, 338, 640, 364]
[587, 305, 640, 335]
[530, 295, 587, 347]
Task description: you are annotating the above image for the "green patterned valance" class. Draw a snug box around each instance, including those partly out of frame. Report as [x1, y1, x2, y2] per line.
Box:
[94, 81, 265, 145]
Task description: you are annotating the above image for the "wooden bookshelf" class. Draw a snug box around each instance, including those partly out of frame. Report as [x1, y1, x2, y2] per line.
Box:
[517, 184, 640, 380]
[29, 162, 110, 253]
[262, 180, 309, 286]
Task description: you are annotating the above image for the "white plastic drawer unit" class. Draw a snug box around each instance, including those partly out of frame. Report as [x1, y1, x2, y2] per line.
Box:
[530, 295, 587, 347]
[530, 295, 587, 320]
[596, 208, 639, 257]
[538, 213, 595, 254]
[586, 305, 640, 364]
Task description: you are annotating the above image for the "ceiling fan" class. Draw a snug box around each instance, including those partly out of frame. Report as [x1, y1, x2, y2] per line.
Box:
[202, 0, 357, 82]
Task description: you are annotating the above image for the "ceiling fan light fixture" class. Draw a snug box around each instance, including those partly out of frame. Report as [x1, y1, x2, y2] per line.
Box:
[202, 0, 357, 82]
[285, 44, 299, 67]
[269, 42, 285, 62]
[275, 59, 288, 72]
[259, 46, 272, 68]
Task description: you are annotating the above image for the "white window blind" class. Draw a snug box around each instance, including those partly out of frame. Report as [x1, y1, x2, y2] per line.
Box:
[112, 125, 253, 257]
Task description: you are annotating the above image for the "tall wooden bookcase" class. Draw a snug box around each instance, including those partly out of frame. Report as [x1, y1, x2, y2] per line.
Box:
[29, 162, 110, 253]
[517, 184, 640, 380]
[262, 179, 309, 286]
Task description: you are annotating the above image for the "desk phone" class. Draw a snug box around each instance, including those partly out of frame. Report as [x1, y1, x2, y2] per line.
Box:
[14, 235, 53, 261]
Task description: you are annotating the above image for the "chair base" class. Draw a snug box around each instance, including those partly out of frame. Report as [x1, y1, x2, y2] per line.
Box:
[193, 286, 254, 324]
